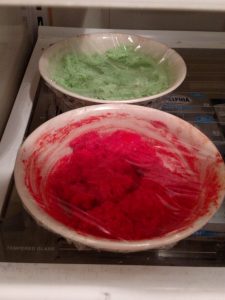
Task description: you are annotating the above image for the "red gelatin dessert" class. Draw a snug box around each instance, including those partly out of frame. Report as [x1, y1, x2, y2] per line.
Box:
[30, 128, 221, 240]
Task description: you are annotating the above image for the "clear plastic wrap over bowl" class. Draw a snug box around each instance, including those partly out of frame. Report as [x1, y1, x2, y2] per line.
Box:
[39, 33, 186, 111]
[14, 104, 225, 252]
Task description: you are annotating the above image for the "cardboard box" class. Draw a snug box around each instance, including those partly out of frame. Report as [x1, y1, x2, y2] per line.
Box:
[161, 92, 215, 114]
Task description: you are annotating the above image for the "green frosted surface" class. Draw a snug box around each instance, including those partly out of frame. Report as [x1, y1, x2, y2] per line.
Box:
[53, 46, 169, 100]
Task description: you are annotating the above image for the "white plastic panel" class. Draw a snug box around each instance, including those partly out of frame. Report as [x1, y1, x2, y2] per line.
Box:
[1, 263, 225, 300]
[0, 0, 225, 11]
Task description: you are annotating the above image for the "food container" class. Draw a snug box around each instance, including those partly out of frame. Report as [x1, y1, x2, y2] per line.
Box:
[39, 33, 186, 111]
[14, 104, 225, 252]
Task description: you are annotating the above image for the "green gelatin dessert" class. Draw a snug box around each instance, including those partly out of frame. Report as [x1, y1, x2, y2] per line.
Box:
[53, 45, 169, 100]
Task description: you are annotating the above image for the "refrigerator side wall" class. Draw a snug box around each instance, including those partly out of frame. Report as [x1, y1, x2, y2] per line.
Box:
[0, 7, 31, 138]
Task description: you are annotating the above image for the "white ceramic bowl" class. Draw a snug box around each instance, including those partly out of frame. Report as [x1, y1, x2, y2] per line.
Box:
[14, 104, 225, 252]
[39, 33, 186, 110]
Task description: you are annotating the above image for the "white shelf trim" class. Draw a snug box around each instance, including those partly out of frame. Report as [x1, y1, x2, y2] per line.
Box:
[1, 0, 225, 11]
[1, 263, 225, 299]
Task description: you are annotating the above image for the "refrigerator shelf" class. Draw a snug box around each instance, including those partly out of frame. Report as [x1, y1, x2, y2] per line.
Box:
[1, 26, 225, 241]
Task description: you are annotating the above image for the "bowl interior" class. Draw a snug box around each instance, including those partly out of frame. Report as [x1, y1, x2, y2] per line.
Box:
[39, 33, 186, 103]
[14, 104, 225, 252]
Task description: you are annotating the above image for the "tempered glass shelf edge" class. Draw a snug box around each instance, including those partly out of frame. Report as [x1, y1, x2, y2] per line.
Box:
[0, 42, 42, 215]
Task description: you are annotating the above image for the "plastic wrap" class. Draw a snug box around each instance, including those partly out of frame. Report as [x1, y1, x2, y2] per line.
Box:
[53, 45, 169, 100]
[14, 104, 225, 252]
[39, 33, 186, 110]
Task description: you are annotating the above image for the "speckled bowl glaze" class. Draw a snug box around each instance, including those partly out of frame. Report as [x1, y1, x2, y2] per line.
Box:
[39, 33, 186, 111]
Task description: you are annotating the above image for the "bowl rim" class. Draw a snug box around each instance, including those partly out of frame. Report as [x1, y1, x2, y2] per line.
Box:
[14, 104, 225, 252]
[39, 32, 187, 104]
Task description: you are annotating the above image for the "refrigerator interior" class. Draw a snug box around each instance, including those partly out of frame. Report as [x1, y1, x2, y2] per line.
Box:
[1, 25, 225, 266]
